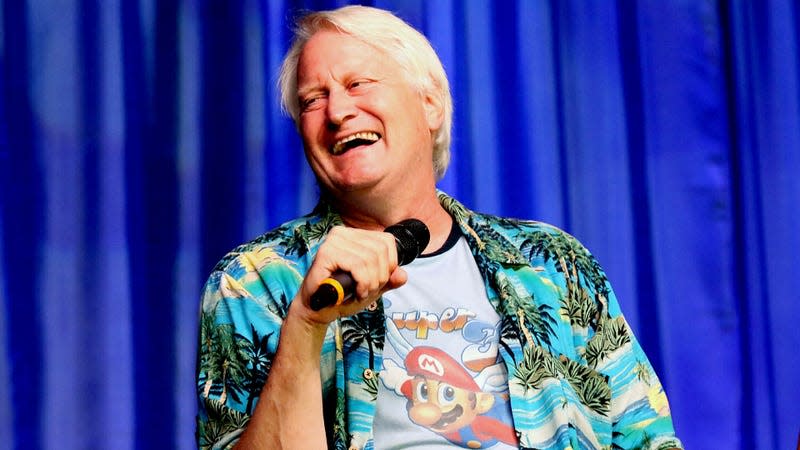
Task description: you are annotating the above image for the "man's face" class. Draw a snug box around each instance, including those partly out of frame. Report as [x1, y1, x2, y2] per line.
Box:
[295, 30, 443, 199]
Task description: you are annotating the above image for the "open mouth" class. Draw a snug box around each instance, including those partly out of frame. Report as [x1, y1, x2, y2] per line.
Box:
[331, 131, 381, 155]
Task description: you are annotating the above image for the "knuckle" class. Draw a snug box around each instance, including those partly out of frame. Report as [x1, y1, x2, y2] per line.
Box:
[327, 226, 345, 238]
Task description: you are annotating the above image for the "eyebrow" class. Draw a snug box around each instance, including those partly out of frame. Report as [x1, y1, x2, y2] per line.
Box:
[296, 84, 323, 100]
[296, 84, 315, 96]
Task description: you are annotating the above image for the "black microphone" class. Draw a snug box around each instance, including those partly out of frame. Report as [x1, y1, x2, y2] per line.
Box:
[310, 218, 430, 311]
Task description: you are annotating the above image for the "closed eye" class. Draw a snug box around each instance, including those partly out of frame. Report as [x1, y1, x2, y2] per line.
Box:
[348, 79, 374, 91]
[300, 95, 326, 112]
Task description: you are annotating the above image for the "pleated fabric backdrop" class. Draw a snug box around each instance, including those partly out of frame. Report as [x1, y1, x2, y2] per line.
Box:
[1, 1, 798, 449]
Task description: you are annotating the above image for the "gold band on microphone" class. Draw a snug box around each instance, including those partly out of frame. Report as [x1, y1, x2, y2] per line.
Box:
[319, 277, 345, 306]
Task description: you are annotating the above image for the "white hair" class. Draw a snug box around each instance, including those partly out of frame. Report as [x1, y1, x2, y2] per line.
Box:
[278, 5, 453, 180]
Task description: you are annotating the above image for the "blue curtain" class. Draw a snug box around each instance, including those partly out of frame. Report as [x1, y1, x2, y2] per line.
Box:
[1, 0, 798, 449]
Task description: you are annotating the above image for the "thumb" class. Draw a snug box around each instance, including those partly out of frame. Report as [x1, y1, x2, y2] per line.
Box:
[385, 266, 408, 291]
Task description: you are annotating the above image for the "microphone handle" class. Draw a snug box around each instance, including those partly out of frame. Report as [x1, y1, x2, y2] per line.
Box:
[309, 218, 429, 311]
[309, 271, 355, 311]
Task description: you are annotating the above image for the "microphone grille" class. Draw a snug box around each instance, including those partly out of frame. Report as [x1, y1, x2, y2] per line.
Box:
[385, 218, 430, 265]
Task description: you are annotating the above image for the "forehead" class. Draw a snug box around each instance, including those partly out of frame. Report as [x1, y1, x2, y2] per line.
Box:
[296, 30, 397, 85]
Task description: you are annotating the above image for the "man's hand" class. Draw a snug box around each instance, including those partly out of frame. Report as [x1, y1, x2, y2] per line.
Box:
[295, 225, 408, 326]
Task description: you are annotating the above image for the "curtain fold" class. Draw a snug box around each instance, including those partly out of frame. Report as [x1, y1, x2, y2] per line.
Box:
[1, 1, 797, 449]
[726, 1, 800, 448]
[2, 1, 46, 448]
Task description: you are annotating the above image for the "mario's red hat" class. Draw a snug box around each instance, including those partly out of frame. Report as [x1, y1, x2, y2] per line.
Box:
[405, 346, 480, 392]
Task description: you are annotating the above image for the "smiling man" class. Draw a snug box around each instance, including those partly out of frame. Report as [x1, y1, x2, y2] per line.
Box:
[196, 6, 682, 450]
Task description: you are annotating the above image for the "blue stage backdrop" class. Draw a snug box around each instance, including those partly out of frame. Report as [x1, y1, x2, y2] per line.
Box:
[1, 1, 798, 449]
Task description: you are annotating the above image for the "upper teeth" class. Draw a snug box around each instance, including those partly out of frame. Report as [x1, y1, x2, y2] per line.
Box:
[332, 132, 380, 155]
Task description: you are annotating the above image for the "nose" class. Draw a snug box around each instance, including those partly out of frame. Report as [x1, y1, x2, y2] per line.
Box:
[326, 88, 357, 129]
[409, 403, 442, 427]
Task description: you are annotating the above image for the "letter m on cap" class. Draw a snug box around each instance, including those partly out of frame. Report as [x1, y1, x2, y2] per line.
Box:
[417, 354, 444, 377]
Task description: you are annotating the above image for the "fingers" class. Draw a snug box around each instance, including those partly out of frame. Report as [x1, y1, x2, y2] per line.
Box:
[320, 226, 396, 300]
[300, 226, 406, 320]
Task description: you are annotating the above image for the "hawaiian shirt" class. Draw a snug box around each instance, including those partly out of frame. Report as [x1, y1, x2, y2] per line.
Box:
[196, 192, 683, 450]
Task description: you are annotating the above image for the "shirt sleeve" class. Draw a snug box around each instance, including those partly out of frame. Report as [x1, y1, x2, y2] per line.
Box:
[195, 250, 302, 449]
[571, 236, 683, 450]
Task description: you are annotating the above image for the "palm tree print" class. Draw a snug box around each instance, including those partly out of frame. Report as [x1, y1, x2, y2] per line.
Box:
[234, 325, 276, 414]
[438, 192, 470, 223]
[266, 292, 290, 320]
[217, 330, 249, 405]
[495, 274, 557, 347]
[199, 313, 219, 398]
[583, 316, 631, 369]
[362, 370, 379, 400]
[266, 213, 342, 258]
[558, 355, 611, 415]
[518, 228, 610, 331]
[306, 213, 340, 242]
[633, 360, 652, 385]
[199, 321, 249, 405]
[471, 222, 523, 269]
[282, 225, 310, 257]
[498, 314, 523, 365]
[333, 387, 348, 450]
[341, 309, 385, 371]
[561, 284, 596, 329]
[513, 345, 560, 391]
[197, 396, 250, 449]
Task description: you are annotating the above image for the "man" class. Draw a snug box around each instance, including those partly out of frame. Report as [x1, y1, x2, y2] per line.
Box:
[196, 5, 682, 450]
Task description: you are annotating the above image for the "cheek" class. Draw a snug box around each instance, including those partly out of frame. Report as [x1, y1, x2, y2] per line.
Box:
[299, 123, 316, 148]
[298, 114, 326, 145]
[297, 121, 327, 160]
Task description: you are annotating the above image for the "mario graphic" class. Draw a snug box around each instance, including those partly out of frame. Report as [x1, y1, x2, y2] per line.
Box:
[382, 346, 518, 449]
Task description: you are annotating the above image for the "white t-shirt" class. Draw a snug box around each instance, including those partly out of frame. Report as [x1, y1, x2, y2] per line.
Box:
[373, 234, 518, 449]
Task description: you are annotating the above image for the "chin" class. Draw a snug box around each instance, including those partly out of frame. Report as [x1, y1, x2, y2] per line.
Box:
[333, 181, 383, 197]
[329, 171, 386, 193]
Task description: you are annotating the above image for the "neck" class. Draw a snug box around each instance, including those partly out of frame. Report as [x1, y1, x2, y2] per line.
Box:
[324, 185, 452, 254]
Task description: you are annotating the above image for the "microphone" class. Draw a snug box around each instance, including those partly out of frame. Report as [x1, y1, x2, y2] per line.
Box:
[310, 218, 430, 311]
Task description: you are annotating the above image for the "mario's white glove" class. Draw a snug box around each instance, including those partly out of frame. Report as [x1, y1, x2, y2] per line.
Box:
[380, 358, 412, 395]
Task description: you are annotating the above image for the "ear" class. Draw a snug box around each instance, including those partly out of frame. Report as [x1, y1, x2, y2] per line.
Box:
[421, 88, 445, 131]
